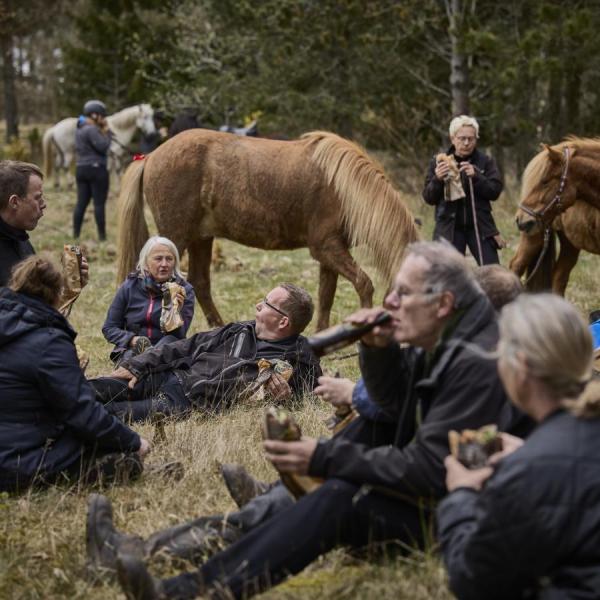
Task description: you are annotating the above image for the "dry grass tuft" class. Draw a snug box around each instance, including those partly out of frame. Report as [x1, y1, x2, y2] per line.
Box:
[2, 159, 599, 599]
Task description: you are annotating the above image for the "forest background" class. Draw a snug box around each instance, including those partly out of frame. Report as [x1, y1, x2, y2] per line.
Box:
[1, 0, 599, 180]
[1, 2, 600, 598]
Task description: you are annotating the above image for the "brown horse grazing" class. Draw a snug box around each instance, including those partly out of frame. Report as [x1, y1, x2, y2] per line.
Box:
[510, 137, 600, 293]
[116, 129, 419, 329]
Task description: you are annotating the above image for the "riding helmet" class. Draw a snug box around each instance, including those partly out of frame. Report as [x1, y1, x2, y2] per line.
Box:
[83, 99, 107, 117]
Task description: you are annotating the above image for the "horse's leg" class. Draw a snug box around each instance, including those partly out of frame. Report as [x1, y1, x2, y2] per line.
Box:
[317, 265, 338, 331]
[553, 232, 579, 296]
[187, 237, 224, 328]
[310, 239, 374, 330]
[64, 152, 75, 190]
[508, 231, 544, 276]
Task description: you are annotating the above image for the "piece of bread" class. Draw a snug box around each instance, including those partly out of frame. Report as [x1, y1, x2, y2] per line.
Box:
[448, 424, 503, 469]
[262, 407, 323, 498]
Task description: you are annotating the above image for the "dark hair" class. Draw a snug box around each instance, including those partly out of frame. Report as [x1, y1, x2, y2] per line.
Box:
[475, 264, 523, 311]
[279, 283, 314, 334]
[9, 254, 63, 307]
[0, 160, 44, 211]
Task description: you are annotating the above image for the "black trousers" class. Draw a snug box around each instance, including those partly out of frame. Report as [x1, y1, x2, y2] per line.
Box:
[162, 478, 431, 599]
[452, 227, 499, 265]
[73, 164, 109, 240]
[89, 372, 191, 422]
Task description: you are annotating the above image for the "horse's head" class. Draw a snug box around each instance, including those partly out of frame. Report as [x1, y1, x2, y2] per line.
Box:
[136, 104, 156, 136]
[516, 143, 576, 235]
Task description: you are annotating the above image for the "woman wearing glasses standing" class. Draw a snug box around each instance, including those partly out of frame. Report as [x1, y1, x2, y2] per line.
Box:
[423, 115, 504, 265]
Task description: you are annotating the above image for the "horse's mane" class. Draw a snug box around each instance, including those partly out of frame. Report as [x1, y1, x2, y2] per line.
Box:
[301, 131, 419, 281]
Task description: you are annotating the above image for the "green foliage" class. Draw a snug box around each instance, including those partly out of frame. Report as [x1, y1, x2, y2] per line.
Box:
[60, 0, 181, 113]
[0, 137, 31, 161]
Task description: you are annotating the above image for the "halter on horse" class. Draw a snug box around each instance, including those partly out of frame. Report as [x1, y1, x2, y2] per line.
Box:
[517, 146, 571, 284]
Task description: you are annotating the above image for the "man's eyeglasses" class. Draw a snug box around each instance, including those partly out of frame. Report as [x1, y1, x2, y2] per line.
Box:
[261, 297, 288, 318]
[387, 288, 439, 303]
[456, 136, 476, 143]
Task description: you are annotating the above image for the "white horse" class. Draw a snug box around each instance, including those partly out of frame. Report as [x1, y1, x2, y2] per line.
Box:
[42, 104, 155, 189]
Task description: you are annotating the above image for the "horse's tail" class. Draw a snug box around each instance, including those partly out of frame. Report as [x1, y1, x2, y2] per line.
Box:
[116, 159, 149, 283]
[524, 229, 556, 292]
[302, 131, 419, 282]
[42, 127, 54, 178]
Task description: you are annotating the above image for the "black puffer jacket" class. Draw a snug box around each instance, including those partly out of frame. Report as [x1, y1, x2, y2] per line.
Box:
[122, 321, 321, 410]
[437, 410, 600, 600]
[309, 294, 531, 499]
[0, 216, 35, 286]
[0, 289, 140, 490]
[422, 147, 503, 241]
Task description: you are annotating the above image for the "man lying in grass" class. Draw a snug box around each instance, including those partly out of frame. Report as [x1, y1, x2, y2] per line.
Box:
[89, 283, 322, 422]
[87, 241, 530, 599]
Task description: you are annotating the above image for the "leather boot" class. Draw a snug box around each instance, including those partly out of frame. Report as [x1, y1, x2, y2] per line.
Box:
[86, 494, 145, 574]
[220, 463, 271, 508]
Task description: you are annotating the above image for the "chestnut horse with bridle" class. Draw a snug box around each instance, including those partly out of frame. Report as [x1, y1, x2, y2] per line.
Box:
[116, 129, 419, 329]
[510, 137, 600, 293]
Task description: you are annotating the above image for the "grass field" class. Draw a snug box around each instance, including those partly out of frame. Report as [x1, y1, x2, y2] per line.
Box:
[1, 153, 599, 600]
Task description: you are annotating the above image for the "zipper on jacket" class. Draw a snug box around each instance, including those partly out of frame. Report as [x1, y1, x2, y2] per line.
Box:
[145, 295, 155, 339]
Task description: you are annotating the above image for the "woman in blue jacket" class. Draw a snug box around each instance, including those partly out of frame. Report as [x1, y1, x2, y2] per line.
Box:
[0, 255, 149, 492]
[103, 235, 195, 364]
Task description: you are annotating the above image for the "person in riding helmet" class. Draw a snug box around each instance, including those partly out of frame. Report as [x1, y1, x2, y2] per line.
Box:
[73, 100, 112, 241]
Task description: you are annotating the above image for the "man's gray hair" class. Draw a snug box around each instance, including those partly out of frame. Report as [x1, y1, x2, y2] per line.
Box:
[449, 115, 480, 139]
[407, 240, 483, 309]
[136, 235, 183, 279]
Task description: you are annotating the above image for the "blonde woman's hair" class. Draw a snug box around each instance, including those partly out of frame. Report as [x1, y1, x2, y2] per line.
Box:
[9, 253, 63, 307]
[135, 235, 183, 279]
[449, 115, 480, 139]
[499, 294, 598, 415]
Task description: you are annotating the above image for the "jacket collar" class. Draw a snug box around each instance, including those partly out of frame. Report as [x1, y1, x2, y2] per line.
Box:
[416, 293, 496, 389]
[0, 215, 29, 242]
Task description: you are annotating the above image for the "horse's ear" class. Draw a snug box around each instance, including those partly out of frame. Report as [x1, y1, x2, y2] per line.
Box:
[540, 143, 550, 152]
[546, 144, 563, 163]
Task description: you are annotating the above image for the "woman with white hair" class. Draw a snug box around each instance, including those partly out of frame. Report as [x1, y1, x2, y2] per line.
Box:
[438, 294, 600, 599]
[102, 235, 195, 364]
[423, 115, 504, 265]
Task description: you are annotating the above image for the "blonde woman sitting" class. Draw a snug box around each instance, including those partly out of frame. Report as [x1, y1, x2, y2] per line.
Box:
[439, 294, 600, 599]
[102, 236, 195, 364]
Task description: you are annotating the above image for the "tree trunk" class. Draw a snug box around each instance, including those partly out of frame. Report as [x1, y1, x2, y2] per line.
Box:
[448, 0, 470, 116]
[1, 35, 19, 141]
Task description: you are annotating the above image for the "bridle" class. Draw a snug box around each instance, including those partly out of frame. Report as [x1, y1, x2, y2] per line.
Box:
[518, 146, 571, 224]
[518, 146, 571, 284]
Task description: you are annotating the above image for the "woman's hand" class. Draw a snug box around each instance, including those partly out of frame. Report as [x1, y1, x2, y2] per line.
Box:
[175, 288, 186, 306]
[435, 161, 450, 181]
[314, 376, 354, 408]
[459, 162, 476, 178]
[488, 432, 524, 465]
[444, 455, 493, 492]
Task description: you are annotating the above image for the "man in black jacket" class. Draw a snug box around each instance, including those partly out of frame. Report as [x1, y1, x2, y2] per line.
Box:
[423, 115, 503, 265]
[99, 241, 522, 599]
[90, 283, 321, 422]
[0, 160, 45, 286]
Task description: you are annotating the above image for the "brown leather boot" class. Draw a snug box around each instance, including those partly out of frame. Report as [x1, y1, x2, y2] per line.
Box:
[220, 463, 271, 508]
